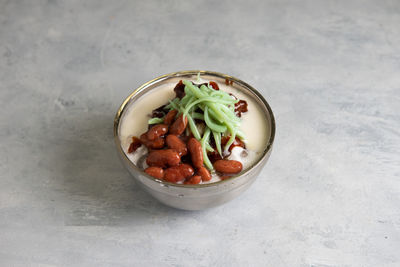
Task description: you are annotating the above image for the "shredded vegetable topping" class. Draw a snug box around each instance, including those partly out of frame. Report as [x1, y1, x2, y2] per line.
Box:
[150, 80, 246, 170]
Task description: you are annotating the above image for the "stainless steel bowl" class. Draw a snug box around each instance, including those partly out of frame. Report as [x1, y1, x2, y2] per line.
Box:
[114, 70, 275, 210]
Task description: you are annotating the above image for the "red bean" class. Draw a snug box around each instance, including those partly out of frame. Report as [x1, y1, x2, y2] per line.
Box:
[166, 135, 187, 156]
[147, 124, 168, 140]
[164, 164, 194, 183]
[184, 175, 201, 184]
[164, 110, 178, 125]
[146, 149, 181, 168]
[213, 160, 242, 174]
[188, 138, 203, 168]
[140, 133, 165, 149]
[197, 166, 211, 182]
[170, 114, 188, 135]
[144, 167, 164, 179]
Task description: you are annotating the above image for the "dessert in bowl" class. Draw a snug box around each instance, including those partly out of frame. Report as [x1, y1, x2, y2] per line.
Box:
[114, 71, 275, 210]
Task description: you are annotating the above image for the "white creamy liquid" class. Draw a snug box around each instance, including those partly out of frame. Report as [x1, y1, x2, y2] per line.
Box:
[119, 79, 270, 181]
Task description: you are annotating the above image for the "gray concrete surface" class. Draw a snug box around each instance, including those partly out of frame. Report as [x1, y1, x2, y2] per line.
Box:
[1, 0, 399, 266]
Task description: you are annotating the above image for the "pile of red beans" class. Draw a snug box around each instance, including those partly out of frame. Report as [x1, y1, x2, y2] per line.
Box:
[127, 80, 248, 185]
[128, 110, 244, 184]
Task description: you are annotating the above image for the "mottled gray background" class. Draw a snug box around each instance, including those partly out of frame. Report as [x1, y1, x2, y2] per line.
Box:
[1, 0, 399, 266]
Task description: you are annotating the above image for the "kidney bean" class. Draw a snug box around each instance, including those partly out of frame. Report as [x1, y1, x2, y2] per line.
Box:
[144, 167, 164, 179]
[147, 124, 168, 140]
[140, 133, 165, 149]
[197, 166, 211, 182]
[184, 175, 201, 185]
[148, 137, 165, 149]
[164, 109, 178, 125]
[178, 163, 194, 178]
[164, 164, 194, 183]
[166, 134, 187, 156]
[128, 136, 141, 153]
[170, 114, 188, 135]
[188, 138, 203, 168]
[179, 163, 195, 178]
[163, 167, 182, 183]
[213, 160, 242, 174]
[146, 149, 181, 168]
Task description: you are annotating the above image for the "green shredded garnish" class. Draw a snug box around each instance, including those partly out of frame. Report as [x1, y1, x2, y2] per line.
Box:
[187, 113, 201, 140]
[147, 78, 245, 170]
[213, 131, 222, 156]
[204, 106, 227, 133]
[192, 112, 204, 120]
[148, 117, 164, 124]
[201, 127, 213, 170]
[184, 80, 244, 168]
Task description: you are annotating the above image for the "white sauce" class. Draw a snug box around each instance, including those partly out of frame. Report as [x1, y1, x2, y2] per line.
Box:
[119, 78, 269, 183]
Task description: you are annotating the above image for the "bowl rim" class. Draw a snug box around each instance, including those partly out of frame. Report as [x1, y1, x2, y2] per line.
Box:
[114, 70, 276, 188]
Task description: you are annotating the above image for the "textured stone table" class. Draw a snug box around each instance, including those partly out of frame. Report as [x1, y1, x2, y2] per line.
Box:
[1, 0, 399, 266]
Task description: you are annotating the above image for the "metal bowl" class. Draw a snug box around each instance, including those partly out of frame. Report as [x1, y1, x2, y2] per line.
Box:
[114, 70, 275, 210]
